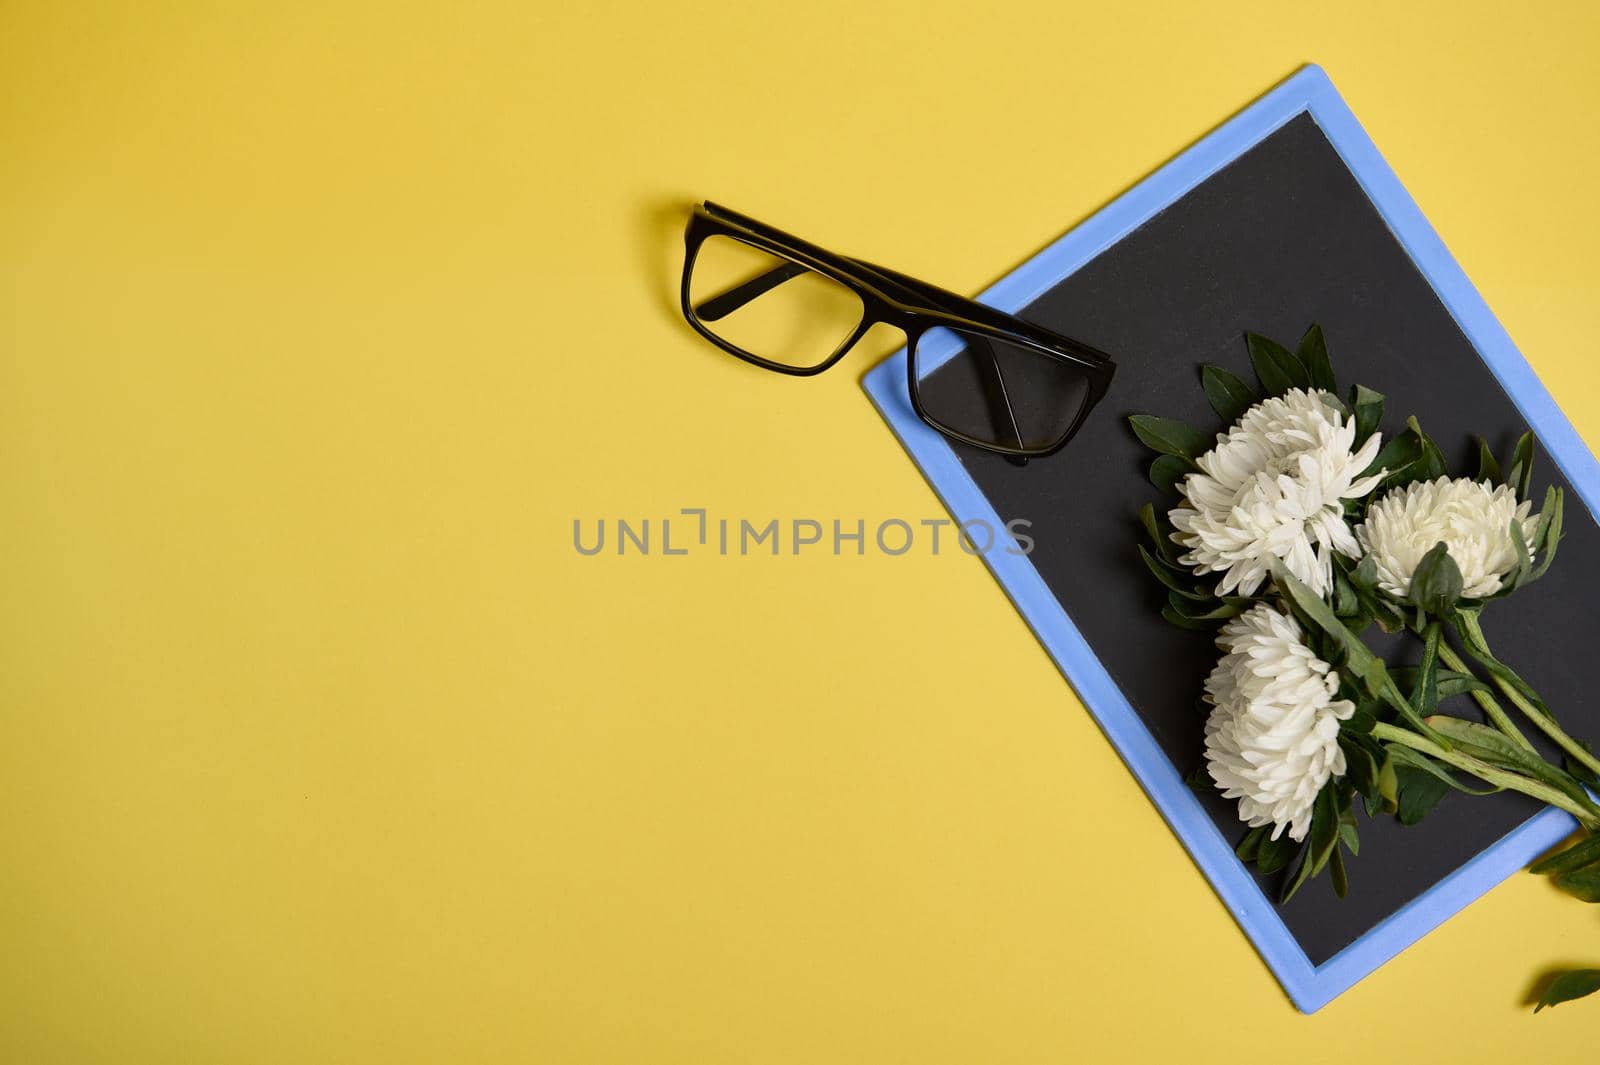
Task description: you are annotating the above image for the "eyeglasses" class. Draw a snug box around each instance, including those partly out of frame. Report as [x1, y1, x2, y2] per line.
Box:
[679, 201, 1115, 462]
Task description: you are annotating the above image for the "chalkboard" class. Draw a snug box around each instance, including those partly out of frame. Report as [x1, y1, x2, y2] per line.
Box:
[864, 67, 1600, 1011]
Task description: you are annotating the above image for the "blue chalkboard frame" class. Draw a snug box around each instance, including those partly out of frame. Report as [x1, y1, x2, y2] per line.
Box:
[862, 64, 1596, 1013]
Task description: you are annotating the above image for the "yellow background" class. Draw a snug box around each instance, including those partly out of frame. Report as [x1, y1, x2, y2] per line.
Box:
[4, 2, 1599, 1060]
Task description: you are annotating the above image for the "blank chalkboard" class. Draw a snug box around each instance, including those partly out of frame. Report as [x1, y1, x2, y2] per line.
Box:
[865, 68, 1600, 1009]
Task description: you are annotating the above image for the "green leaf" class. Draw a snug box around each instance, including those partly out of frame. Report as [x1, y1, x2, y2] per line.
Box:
[1338, 818, 1360, 858]
[1438, 672, 1493, 701]
[1363, 429, 1423, 486]
[1298, 324, 1337, 393]
[1351, 384, 1384, 444]
[1185, 764, 1217, 796]
[1370, 602, 1402, 636]
[1149, 454, 1193, 494]
[1332, 567, 1359, 618]
[1330, 841, 1350, 899]
[1283, 787, 1340, 902]
[1423, 715, 1592, 809]
[1341, 736, 1379, 802]
[1160, 603, 1218, 631]
[1390, 667, 1493, 702]
[1277, 569, 1377, 676]
[1201, 365, 1257, 425]
[1530, 834, 1600, 876]
[1475, 653, 1553, 721]
[1276, 568, 1444, 740]
[1138, 503, 1180, 565]
[1392, 763, 1452, 825]
[1235, 824, 1268, 863]
[1552, 865, 1600, 903]
[1534, 970, 1600, 1012]
[1344, 707, 1377, 735]
[1507, 431, 1535, 502]
[1128, 414, 1211, 459]
[1246, 332, 1310, 396]
[1166, 590, 1244, 621]
[1350, 555, 1380, 591]
[1409, 543, 1463, 616]
[1566, 742, 1600, 788]
[1256, 831, 1297, 876]
[1503, 513, 1533, 595]
[1375, 751, 1399, 816]
[1385, 742, 1499, 802]
[1139, 545, 1207, 600]
[1407, 416, 1449, 481]
[1476, 438, 1502, 484]
[1529, 487, 1565, 581]
[1409, 621, 1442, 716]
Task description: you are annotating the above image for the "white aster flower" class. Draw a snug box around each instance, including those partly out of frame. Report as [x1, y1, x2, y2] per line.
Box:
[1204, 603, 1354, 842]
[1170, 389, 1384, 598]
[1356, 476, 1537, 599]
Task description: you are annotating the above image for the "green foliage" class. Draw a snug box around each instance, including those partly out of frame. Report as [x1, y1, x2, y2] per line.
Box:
[1350, 384, 1384, 445]
[1340, 732, 1392, 817]
[1535, 970, 1600, 1012]
[1408, 622, 1442, 718]
[1185, 764, 1218, 796]
[1393, 763, 1453, 825]
[1128, 324, 1600, 987]
[1340, 554, 1405, 633]
[1566, 743, 1600, 788]
[1388, 667, 1492, 702]
[1530, 823, 1600, 906]
[1139, 545, 1205, 599]
[1235, 824, 1267, 862]
[1527, 486, 1565, 583]
[1426, 716, 1596, 813]
[1134, 506, 1250, 633]
[1246, 332, 1310, 396]
[1530, 833, 1600, 877]
[1201, 365, 1256, 424]
[1128, 414, 1210, 458]
[1382, 742, 1500, 827]
[1148, 454, 1193, 493]
[1255, 830, 1298, 877]
[1164, 592, 1245, 622]
[1489, 485, 1564, 598]
[1409, 544, 1463, 618]
[1406, 416, 1450, 482]
[1552, 866, 1600, 903]
[1137, 503, 1179, 565]
[1361, 427, 1422, 487]
[1277, 568, 1443, 742]
[1228, 778, 1362, 902]
[1282, 786, 1341, 903]
[1298, 324, 1337, 394]
[1506, 430, 1535, 502]
[1329, 841, 1350, 898]
[1476, 438, 1501, 484]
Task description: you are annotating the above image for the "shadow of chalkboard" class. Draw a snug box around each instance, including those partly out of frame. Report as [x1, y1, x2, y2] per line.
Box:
[916, 112, 1600, 966]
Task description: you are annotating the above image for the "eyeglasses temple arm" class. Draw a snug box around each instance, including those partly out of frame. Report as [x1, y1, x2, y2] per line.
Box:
[693, 262, 808, 322]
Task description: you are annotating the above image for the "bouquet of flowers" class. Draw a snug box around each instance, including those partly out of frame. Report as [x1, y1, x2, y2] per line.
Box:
[1130, 326, 1600, 1012]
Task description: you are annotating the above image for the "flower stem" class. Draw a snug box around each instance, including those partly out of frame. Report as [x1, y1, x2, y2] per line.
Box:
[1434, 643, 1537, 753]
[1455, 610, 1600, 780]
[1372, 722, 1600, 830]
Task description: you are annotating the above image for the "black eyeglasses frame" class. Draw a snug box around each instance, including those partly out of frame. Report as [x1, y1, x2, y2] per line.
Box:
[679, 200, 1115, 460]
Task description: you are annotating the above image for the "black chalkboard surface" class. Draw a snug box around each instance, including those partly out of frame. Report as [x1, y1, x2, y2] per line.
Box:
[914, 111, 1600, 967]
